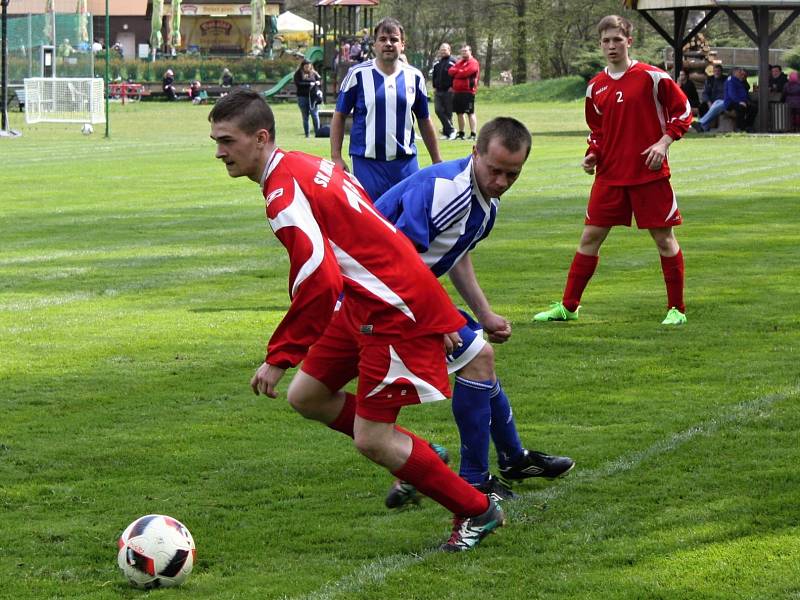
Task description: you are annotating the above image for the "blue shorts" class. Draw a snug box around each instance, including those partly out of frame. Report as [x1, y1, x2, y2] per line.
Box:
[352, 154, 419, 201]
[446, 310, 487, 374]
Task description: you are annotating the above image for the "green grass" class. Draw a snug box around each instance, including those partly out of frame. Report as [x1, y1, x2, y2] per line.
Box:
[1, 101, 799, 599]
[478, 76, 587, 102]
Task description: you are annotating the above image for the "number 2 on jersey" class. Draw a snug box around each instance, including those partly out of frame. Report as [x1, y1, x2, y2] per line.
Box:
[616, 91, 624, 103]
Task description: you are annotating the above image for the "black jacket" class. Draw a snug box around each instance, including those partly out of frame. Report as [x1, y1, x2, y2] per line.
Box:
[432, 55, 456, 92]
[702, 74, 725, 104]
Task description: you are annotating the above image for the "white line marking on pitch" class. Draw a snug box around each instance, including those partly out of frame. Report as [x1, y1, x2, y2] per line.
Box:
[289, 388, 795, 600]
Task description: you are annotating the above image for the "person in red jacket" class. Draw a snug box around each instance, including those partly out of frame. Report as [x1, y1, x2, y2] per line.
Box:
[533, 15, 692, 326]
[448, 45, 480, 140]
[209, 88, 504, 552]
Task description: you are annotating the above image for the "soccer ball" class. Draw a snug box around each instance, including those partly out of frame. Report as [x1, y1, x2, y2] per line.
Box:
[117, 514, 196, 589]
[81, 123, 94, 135]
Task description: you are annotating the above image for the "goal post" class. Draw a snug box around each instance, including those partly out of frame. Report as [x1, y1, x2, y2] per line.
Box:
[23, 77, 105, 124]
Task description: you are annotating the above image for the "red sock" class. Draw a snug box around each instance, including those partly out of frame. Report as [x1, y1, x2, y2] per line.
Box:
[392, 430, 489, 517]
[562, 252, 599, 312]
[327, 392, 356, 439]
[660, 250, 685, 313]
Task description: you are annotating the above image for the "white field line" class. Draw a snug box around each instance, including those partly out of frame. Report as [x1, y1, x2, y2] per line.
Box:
[288, 387, 796, 600]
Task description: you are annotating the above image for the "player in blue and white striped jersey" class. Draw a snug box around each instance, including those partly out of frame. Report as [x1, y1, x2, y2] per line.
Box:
[375, 118, 575, 505]
[331, 17, 442, 202]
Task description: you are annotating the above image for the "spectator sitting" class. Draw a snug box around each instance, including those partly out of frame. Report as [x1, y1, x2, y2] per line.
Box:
[783, 71, 800, 132]
[220, 68, 234, 88]
[188, 80, 208, 105]
[725, 67, 756, 132]
[769, 64, 788, 95]
[91, 39, 103, 53]
[112, 42, 124, 59]
[162, 69, 178, 101]
[699, 63, 725, 118]
[678, 69, 699, 116]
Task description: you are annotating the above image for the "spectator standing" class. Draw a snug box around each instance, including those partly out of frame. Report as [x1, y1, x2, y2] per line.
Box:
[209, 88, 505, 553]
[678, 69, 699, 114]
[294, 60, 322, 138]
[162, 69, 178, 101]
[725, 67, 756, 132]
[769, 65, 788, 94]
[331, 17, 442, 201]
[783, 71, 800, 131]
[533, 15, 692, 326]
[449, 45, 480, 140]
[349, 39, 363, 63]
[432, 43, 457, 140]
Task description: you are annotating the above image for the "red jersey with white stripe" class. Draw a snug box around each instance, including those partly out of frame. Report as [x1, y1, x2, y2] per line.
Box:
[260, 149, 465, 369]
[585, 61, 692, 186]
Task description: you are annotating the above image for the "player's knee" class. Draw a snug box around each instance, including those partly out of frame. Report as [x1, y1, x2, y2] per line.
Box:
[353, 433, 386, 464]
[459, 344, 495, 381]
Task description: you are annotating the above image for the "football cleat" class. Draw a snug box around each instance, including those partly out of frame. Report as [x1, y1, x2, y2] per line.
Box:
[384, 443, 449, 509]
[475, 475, 516, 502]
[440, 499, 505, 552]
[661, 307, 687, 325]
[498, 449, 575, 481]
[533, 301, 579, 322]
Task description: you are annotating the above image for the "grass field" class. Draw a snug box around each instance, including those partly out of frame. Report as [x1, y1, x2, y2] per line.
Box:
[1, 100, 799, 599]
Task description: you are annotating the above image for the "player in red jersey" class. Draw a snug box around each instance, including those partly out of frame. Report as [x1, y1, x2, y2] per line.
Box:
[209, 89, 504, 552]
[534, 15, 692, 326]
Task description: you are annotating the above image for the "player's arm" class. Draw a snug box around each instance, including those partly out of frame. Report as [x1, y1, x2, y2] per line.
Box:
[583, 88, 603, 174]
[642, 76, 692, 170]
[331, 70, 357, 172]
[254, 176, 343, 397]
[448, 253, 511, 343]
[330, 112, 349, 172]
[418, 117, 442, 164]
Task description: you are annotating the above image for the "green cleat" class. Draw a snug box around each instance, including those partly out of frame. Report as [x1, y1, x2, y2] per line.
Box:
[533, 301, 579, 322]
[661, 307, 686, 325]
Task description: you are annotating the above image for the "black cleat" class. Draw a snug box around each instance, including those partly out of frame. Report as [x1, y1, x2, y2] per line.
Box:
[475, 475, 516, 502]
[498, 449, 575, 481]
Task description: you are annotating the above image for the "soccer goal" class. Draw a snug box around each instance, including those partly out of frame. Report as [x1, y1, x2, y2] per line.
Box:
[23, 77, 106, 125]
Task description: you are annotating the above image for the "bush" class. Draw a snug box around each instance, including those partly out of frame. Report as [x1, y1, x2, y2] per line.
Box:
[92, 55, 298, 84]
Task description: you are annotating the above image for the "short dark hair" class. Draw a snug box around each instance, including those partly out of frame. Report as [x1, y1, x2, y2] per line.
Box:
[374, 17, 404, 41]
[476, 117, 532, 159]
[208, 88, 276, 140]
[597, 15, 633, 38]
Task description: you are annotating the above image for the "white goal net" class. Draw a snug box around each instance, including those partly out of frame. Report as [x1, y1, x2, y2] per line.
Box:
[23, 78, 106, 125]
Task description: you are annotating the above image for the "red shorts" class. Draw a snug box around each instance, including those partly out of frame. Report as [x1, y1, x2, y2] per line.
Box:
[585, 178, 682, 229]
[301, 308, 452, 423]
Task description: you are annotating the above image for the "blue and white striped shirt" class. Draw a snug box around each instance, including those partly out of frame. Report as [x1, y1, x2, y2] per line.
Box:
[336, 60, 430, 161]
[374, 156, 498, 277]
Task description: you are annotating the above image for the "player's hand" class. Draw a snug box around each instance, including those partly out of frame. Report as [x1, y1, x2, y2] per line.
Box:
[481, 312, 512, 344]
[642, 140, 668, 170]
[332, 157, 350, 173]
[582, 153, 597, 175]
[443, 331, 463, 355]
[250, 362, 286, 398]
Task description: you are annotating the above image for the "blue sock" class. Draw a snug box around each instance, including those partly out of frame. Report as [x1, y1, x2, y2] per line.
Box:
[490, 380, 524, 468]
[451, 376, 493, 485]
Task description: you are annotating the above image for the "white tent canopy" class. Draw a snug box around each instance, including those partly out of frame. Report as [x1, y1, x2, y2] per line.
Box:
[277, 11, 316, 33]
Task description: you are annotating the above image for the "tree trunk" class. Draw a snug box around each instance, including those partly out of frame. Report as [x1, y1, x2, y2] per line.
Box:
[483, 30, 494, 87]
[513, 0, 527, 84]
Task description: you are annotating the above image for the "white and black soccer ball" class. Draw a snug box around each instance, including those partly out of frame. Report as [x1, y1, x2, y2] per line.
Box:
[117, 514, 196, 589]
[81, 123, 94, 135]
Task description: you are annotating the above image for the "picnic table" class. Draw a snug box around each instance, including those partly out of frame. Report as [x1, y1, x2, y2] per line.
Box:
[108, 82, 150, 103]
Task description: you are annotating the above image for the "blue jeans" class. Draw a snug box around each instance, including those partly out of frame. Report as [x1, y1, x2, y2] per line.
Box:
[297, 96, 320, 137]
[698, 99, 726, 131]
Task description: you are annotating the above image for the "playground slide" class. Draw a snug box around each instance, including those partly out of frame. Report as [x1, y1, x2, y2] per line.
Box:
[304, 46, 323, 64]
[262, 72, 295, 98]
